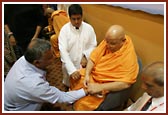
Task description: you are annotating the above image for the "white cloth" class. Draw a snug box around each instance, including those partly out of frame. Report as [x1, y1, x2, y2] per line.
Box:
[147, 95, 164, 111]
[57, 4, 71, 13]
[59, 21, 97, 86]
[4, 56, 86, 111]
[127, 92, 164, 111]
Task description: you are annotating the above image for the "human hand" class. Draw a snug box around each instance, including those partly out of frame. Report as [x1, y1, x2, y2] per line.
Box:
[83, 88, 88, 95]
[31, 36, 38, 41]
[83, 74, 89, 87]
[47, 30, 55, 36]
[43, 26, 49, 32]
[9, 36, 16, 46]
[87, 83, 102, 95]
[80, 55, 87, 68]
[70, 71, 81, 80]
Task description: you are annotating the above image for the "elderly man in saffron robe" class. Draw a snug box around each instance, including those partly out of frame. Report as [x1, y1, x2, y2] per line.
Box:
[70, 25, 139, 111]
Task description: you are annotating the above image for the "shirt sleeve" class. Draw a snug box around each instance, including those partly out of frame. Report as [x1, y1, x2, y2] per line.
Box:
[58, 26, 77, 75]
[18, 77, 86, 104]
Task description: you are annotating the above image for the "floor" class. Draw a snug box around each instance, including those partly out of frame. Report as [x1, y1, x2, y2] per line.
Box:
[40, 57, 73, 111]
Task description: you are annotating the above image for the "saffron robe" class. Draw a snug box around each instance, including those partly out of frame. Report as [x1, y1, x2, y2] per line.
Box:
[70, 35, 139, 111]
[50, 10, 69, 57]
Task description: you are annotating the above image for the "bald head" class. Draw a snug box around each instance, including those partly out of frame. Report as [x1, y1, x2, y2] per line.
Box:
[106, 25, 125, 40]
[45, 7, 54, 17]
[46, 8, 54, 14]
[105, 25, 126, 53]
[142, 61, 164, 86]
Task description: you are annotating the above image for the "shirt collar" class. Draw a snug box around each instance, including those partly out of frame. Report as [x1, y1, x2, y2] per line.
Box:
[70, 22, 83, 32]
[151, 96, 164, 106]
[23, 56, 46, 76]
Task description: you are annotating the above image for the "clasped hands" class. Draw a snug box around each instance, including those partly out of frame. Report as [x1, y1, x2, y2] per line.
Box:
[84, 77, 103, 95]
[70, 72, 102, 95]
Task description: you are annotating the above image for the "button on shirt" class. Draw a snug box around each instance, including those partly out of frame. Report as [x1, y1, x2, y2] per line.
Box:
[4, 56, 86, 111]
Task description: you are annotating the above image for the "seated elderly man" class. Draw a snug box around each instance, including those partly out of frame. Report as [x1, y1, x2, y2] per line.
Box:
[70, 25, 139, 111]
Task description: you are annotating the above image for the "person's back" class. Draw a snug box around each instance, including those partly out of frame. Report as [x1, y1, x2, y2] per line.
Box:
[4, 56, 44, 110]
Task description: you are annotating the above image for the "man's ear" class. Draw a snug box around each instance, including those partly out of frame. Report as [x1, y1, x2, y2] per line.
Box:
[33, 60, 40, 68]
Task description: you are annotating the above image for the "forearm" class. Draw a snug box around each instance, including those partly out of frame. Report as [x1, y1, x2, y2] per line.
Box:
[32, 26, 42, 39]
[101, 81, 131, 92]
[4, 25, 16, 46]
[4, 25, 13, 37]
[58, 88, 86, 103]
[85, 59, 94, 76]
[4, 24, 11, 34]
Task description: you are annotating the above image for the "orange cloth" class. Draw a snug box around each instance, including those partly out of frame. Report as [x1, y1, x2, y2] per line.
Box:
[50, 10, 69, 57]
[70, 35, 139, 111]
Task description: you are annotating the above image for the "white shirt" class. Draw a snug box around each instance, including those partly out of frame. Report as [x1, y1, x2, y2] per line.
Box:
[4, 56, 86, 111]
[59, 21, 97, 86]
[127, 92, 164, 111]
[147, 95, 164, 111]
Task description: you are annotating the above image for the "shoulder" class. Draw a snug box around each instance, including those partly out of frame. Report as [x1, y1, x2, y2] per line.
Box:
[83, 22, 93, 28]
[61, 22, 71, 30]
[59, 22, 71, 34]
[82, 22, 94, 29]
[21, 72, 47, 90]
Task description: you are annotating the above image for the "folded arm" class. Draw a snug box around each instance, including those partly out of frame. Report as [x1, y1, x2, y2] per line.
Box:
[87, 81, 131, 95]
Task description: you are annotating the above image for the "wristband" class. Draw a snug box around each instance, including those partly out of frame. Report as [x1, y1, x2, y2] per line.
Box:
[7, 32, 13, 38]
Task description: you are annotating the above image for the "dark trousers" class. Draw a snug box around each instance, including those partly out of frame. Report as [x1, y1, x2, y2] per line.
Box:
[94, 87, 131, 111]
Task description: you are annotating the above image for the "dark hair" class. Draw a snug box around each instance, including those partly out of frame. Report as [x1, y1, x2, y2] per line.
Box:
[68, 4, 82, 17]
[24, 39, 51, 63]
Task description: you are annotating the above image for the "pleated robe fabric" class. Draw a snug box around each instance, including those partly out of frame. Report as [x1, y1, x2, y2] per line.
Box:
[50, 10, 69, 57]
[70, 35, 139, 111]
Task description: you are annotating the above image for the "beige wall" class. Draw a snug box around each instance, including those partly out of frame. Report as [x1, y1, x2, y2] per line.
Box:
[81, 4, 164, 65]
[81, 4, 164, 101]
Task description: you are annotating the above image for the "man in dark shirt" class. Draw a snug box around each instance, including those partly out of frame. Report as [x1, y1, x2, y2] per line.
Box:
[4, 4, 46, 52]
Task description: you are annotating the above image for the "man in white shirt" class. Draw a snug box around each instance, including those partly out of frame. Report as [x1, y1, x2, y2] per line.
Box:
[125, 61, 164, 111]
[4, 39, 88, 111]
[58, 4, 97, 87]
